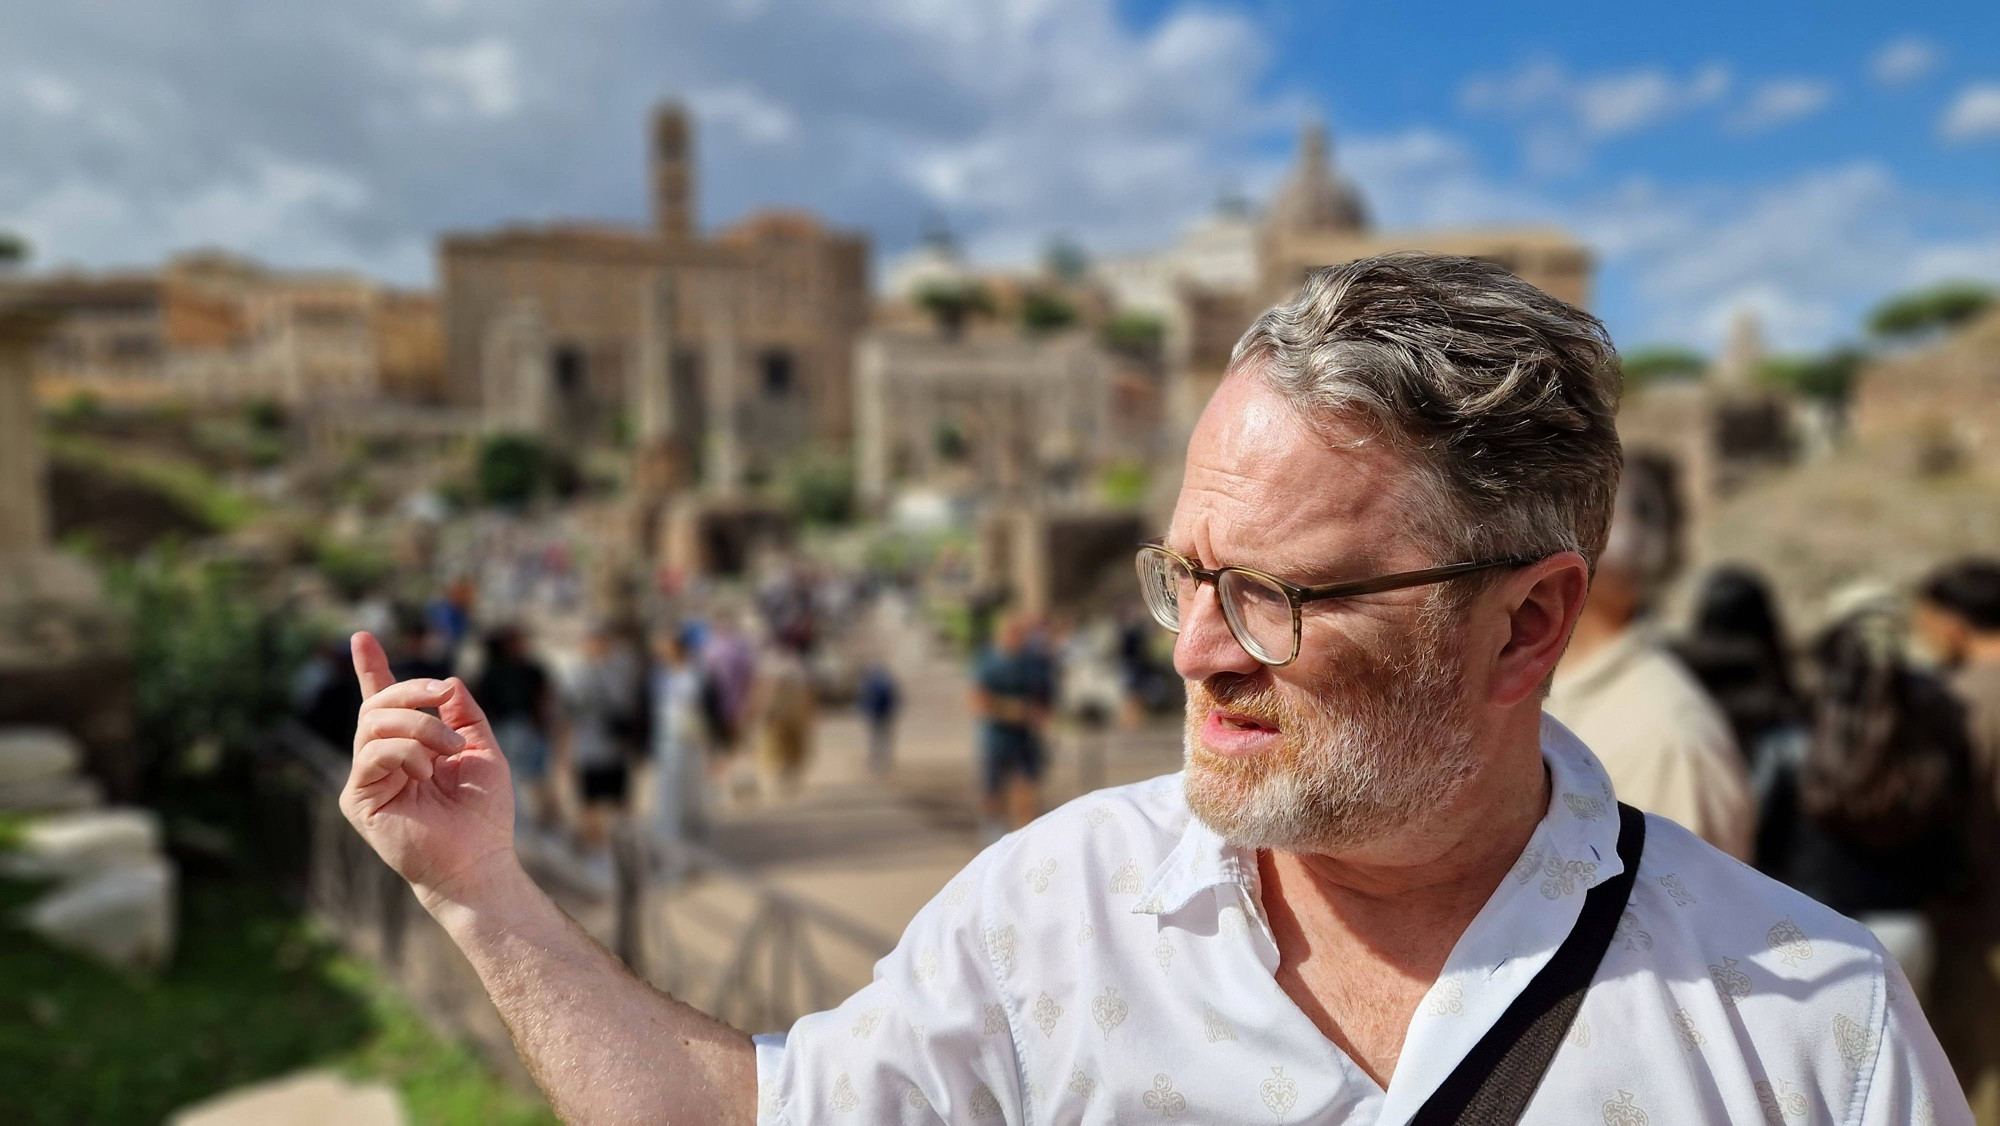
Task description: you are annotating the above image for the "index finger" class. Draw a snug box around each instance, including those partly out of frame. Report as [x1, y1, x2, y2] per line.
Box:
[352, 631, 396, 699]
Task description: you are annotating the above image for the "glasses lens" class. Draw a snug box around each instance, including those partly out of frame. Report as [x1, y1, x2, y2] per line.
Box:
[1219, 569, 1296, 664]
[1136, 548, 1193, 633]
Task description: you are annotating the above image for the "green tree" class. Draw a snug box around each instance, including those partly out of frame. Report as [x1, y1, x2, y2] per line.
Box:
[0, 230, 27, 269]
[1102, 311, 1165, 360]
[1019, 289, 1077, 334]
[783, 450, 857, 527]
[476, 433, 549, 508]
[1866, 281, 1996, 341]
[1619, 345, 1707, 388]
[916, 280, 995, 337]
[1042, 235, 1088, 283]
[1760, 348, 1865, 405]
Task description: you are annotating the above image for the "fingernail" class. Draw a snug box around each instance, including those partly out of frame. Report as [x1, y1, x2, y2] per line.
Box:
[449, 731, 467, 749]
[426, 680, 448, 693]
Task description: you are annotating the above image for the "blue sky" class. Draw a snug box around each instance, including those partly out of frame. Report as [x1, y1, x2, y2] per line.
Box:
[1120, 0, 2000, 351]
[3, 0, 1996, 353]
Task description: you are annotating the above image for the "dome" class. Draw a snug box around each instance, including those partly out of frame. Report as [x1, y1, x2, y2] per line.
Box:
[1264, 122, 1369, 237]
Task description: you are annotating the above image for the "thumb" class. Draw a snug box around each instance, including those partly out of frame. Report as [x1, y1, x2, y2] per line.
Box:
[352, 631, 396, 698]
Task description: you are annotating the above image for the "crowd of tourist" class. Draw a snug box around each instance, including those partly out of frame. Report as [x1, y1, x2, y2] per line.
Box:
[1540, 450, 2000, 1114]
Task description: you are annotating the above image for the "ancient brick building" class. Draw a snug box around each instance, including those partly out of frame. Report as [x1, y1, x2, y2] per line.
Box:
[439, 103, 869, 489]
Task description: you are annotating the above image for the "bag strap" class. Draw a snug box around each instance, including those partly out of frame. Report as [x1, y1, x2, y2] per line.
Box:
[1410, 801, 1647, 1126]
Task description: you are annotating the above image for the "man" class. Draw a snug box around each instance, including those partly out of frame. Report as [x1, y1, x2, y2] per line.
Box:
[342, 253, 1964, 1123]
[472, 625, 556, 833]
[648, 626, 708, 846]
[1547, 452, 1756, 860]
[973, 615, 1052, 834]
[563, 623, 641, 865]
[1916, 559, 2000, 1124]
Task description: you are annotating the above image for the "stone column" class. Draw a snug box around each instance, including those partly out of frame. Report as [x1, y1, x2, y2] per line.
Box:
[0, 303, 53, 555]
[702, 290, 740, 494]
[480, 299, 549, 434]
[631, 272, 679, 498]
[632, 272, 676, 447]
[854, 334, 888, 507]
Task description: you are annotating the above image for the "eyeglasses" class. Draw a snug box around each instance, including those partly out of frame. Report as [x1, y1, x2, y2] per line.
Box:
[1135, 540, 1542, 666]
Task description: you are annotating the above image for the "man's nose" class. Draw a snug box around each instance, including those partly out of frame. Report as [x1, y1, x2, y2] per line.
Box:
[1173, 583, 1263, 681]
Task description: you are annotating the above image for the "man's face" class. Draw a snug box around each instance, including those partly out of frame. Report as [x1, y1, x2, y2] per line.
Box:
[1169, 371, 1482, 854]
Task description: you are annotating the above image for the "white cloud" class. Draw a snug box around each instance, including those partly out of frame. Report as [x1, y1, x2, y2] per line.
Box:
[1870, 36, 1939, 86]
[1464, 59, 1731, 139]
[412, 37, 520, 120]
[689, 86, 797, 146]
[1726, 79, 1834, 134]
[0, 0, 1303, 282]
[9, 155, 394, 275]
[1941, 83, 2000, 142]
[1575, 161, 2000, 351]
[1462, 59, 1730, 173]
[18, 71, 82, 117]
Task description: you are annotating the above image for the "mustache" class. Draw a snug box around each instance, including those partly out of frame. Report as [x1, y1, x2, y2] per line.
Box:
[1192, 672, 1288, 723]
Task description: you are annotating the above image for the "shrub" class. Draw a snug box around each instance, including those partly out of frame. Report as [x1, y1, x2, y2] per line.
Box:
[1019, 289, 1077, 334]
[106, 552, 312, 778]
[476, 433, 549, 508]
[1102, 312, 1165, 360]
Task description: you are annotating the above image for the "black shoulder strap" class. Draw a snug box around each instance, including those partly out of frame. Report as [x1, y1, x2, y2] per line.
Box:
[1409, 801, 1647, 1126]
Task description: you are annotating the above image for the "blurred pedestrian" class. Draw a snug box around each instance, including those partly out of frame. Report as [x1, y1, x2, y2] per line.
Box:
[475, 626, 556, 833]
[563, 623, 641, 867]
[1549, 451, 1754, 859]
[1915, 558, 2000, 1122]
[858, 659, 901, 776]
[752, 639, 817, 798]
[300, 635, 364, 750]
[1783, 607, 1969, 999]
[1673, 566, 1811, 873]
[649, 627, 708, 847]
[973, 614, 1049, 836]
[388, 606, 453, 683]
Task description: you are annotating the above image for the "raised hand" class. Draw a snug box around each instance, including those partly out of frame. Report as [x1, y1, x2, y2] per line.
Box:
[341, 631, 518, 908]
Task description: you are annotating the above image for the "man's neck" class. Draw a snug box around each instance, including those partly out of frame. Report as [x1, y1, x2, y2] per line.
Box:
[1277, 717, 1550, 936]
[1257, 713, 1551, 1086]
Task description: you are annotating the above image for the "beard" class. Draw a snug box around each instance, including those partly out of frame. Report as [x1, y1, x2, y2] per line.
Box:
[1183, 604, 1480, 854]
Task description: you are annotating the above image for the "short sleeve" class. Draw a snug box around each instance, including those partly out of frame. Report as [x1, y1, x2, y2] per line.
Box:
[756, 840, 1026, 1125]
[1859, 956, 1974, 1125]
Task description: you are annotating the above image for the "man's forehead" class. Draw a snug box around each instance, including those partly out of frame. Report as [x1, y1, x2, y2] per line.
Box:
[1176, 372, 1411, 565]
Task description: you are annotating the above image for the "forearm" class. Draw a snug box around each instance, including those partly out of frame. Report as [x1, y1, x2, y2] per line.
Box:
[426, 866, 757, 1125]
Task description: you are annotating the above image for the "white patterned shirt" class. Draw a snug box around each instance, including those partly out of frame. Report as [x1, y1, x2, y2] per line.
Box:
[753, 716, 1969, 1124]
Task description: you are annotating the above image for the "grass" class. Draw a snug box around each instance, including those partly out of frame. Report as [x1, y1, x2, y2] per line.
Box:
[0, 865, 555, 1125]
[44, 432, 261, 532]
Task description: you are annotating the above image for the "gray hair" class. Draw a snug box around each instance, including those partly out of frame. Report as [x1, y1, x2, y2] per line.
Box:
[1232, 252, 1623, 572]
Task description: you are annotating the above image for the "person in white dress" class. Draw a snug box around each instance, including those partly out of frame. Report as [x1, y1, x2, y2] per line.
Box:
[336, 252, 1971, 1124]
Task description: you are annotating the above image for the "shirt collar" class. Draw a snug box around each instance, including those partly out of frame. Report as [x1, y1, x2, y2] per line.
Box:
[1132, 715, 1626, 921]
[1132, 808, 1256, 917]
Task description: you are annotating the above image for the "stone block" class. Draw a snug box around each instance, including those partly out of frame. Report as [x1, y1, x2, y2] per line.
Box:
[23, 856, 176, 972]
[1, 808, 160, 881]
[168, 1070, 406, 1126]
[0, 726, 82, 786]
[0, 773, 102, 814]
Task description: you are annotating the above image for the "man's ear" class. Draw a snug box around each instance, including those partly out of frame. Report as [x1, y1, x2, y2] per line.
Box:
[1488, 552, 1591, 707]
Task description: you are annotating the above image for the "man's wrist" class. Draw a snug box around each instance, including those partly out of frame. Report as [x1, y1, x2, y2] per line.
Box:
[415, 852, 543, 940]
